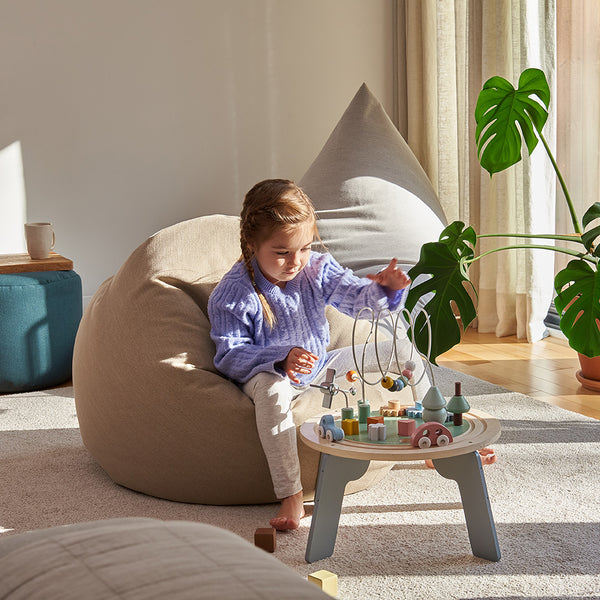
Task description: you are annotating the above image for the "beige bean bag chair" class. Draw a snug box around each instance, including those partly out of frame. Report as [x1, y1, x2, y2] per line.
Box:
[73, 215, 425, 505]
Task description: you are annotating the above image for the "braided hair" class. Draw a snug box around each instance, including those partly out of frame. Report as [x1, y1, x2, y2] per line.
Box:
[240, 179, 318, 329]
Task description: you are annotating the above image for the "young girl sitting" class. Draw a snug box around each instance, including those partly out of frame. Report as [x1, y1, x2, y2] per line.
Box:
[208, 178, 415, 531]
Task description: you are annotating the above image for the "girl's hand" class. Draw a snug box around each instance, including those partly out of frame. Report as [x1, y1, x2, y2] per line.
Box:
[281, 347, 319, 384]
[366, 258, 411, 291]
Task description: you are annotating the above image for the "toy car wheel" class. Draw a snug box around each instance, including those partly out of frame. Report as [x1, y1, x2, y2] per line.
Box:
[325, 430, 334, 442]
[317, 426, 325, 438]
[437, 434, 450, 446]
[418, 436, 432, 449]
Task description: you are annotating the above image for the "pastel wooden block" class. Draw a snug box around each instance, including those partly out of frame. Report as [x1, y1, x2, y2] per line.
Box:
[368, 422, 386, 441]
[368, 423, 378, 441]
[367, 415, 384, 425]
[308, 570, 338, 596]
[381, 405, 405, 416]
[342, 418, 359, 435]
[340, 406, 354, 421]
[397, 418, 416, 437]
[254, 527, 276, 552]
[358, 402, 370, 423]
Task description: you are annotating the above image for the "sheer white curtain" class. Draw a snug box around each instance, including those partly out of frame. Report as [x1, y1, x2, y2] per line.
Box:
[395, 0, 557, 343]
[555, 1, 600, 274]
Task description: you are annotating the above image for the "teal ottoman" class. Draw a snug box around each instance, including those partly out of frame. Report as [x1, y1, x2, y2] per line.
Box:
[0, 270, 82, 393]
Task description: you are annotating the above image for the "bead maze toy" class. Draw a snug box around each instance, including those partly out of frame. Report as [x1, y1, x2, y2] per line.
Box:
[311, 306, 467, 447]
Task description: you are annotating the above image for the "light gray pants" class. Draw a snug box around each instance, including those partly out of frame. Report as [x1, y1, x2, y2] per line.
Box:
[242, 340, 429, 499]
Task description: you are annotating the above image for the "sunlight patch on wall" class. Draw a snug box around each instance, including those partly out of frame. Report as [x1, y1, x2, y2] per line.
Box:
[0, 141, 27, 253]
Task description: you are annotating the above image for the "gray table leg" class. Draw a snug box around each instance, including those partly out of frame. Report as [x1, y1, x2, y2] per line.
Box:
[305, 453, 370, 563]
[433, 451, 501, 561]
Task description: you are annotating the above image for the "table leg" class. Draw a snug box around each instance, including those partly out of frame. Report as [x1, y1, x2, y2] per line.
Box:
[305, 453, 370, 563]
[432, 451, 501, 562]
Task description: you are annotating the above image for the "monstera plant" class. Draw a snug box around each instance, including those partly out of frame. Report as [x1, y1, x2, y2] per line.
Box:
[405, 67, 600, 364]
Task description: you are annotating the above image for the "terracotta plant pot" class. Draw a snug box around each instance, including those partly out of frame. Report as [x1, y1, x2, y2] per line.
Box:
[576, 353, 600, 391]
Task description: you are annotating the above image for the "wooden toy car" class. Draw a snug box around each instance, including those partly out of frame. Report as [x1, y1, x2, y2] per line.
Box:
[410, 422, 453, 448]
[317, 414, 345, 442]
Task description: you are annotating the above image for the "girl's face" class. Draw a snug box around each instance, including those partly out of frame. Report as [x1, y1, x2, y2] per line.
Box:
[252, 222, 314, 288]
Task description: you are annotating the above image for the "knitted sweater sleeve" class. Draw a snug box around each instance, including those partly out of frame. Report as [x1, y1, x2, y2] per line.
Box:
[316, 253, 406, 316]
[207, 274, 292, 384]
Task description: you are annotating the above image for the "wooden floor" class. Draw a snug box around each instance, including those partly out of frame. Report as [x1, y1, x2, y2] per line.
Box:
[437, 329, 600, 420]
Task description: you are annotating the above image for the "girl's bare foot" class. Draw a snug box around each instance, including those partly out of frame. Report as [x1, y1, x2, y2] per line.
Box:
[270, 490, 305, 531]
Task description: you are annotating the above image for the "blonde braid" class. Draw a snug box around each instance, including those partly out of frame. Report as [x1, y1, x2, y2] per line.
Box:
[240, 229, 276, 329]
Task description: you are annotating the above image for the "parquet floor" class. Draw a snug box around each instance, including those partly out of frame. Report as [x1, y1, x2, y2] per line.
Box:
[437, 329, 600, 420]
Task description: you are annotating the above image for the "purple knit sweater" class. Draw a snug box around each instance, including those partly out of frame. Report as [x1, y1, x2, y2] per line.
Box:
[207, 252, 405, 386]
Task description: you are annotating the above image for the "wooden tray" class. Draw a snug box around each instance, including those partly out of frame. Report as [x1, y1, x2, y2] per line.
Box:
[0, 253, 73, 273]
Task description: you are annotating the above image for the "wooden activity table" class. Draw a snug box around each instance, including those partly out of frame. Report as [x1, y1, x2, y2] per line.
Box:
[300, 408, 502, 563]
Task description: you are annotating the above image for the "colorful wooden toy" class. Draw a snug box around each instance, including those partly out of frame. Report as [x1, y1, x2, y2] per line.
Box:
[410, 422, 453, 449]
[405, 407, 423, 419]
[405, 359, 417, 371]
[381, 376, 405, 392]
[380, 399, 408, 416]
[341, 406, 354, 421]
[367, 415, 384, 425]
[446, 381, 470, 426]
[421, 385, 448, 424]
[254, 527, 276, 552]
[317, 414, 344, 442]
[308, 570, 338, 596]
[346, 370, 359, 382]
[311, 368, 357, 409]
[368, 422, 386, 441]
[478, 447, 497, 464]
[367, 423, 385, 440]
[397, 418, 416, 436]
[358, 402, 370, 424]
[402, 368, 413, 379]
[341, 418, 359, 436]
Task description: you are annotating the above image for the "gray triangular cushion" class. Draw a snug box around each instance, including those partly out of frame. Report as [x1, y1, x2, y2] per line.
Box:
[300, 83, 446, 276]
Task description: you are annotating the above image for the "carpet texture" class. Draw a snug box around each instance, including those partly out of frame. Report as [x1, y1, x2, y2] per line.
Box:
[1, 366, 599, 600]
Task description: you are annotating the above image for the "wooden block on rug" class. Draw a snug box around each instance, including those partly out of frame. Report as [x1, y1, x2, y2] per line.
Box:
[254, 527, 276, 552]
[308, 570, 338, 596]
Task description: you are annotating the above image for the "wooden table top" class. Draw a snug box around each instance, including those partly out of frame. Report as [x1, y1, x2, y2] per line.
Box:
[300, 408, 501, 462]
[0, 253, 73, 273]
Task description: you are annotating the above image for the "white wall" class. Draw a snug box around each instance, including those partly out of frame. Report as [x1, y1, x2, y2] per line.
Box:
[0, 0, 394, 301]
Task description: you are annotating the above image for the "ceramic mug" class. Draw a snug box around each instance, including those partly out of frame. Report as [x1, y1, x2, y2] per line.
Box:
[24, 222, 55, 260]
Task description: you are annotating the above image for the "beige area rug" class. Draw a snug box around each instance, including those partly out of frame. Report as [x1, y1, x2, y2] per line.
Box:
[1, 366, 599, 600]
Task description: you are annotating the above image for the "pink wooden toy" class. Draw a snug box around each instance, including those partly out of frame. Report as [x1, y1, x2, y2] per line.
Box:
[397, 418, 416, 437]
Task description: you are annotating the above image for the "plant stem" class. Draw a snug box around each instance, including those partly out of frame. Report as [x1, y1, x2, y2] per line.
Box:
[539, 132, 582, 235]
[464, 244, 596, 265]
[477, 232, 583, 244]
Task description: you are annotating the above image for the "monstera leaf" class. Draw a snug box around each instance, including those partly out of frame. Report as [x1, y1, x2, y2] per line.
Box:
[475, 68, 550, 175]
[554, 260, 600, 357]
[406, 222, 478, 364]
[581, 202, 600, 256]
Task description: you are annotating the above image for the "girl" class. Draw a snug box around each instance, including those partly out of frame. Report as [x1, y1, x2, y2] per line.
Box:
[208, 179, 413, 531]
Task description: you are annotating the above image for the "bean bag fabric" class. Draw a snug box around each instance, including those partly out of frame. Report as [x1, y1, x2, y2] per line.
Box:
[73, 215, 415, 504]
[300, 83, 446, 277]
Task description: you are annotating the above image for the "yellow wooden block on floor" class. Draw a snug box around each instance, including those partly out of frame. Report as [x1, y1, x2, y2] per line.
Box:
[308, 569, 338, 596]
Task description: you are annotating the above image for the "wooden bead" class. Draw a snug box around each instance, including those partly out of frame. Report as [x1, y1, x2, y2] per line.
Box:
[346, 370, 359, 382]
